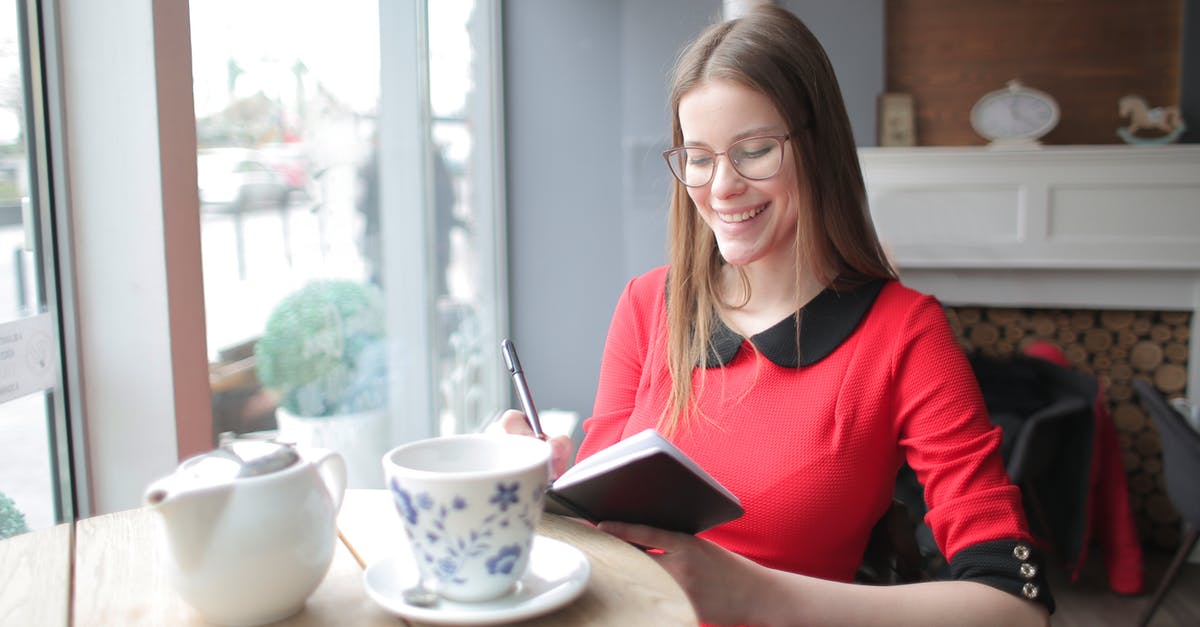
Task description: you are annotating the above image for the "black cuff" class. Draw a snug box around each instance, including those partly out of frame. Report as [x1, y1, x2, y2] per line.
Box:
[949, 540, 1056, 614]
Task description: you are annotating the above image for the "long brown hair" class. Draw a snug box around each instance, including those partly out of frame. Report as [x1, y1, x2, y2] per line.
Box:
[661, 5, 897, 435]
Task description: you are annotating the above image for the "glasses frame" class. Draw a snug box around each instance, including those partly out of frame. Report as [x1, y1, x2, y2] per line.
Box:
[662, 134, 791, 188]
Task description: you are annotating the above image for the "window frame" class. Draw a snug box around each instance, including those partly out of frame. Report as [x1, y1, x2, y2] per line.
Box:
[48, 0, 510, 513]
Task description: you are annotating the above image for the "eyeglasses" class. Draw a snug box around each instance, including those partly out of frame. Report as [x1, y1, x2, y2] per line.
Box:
[662, 134, 790, 188]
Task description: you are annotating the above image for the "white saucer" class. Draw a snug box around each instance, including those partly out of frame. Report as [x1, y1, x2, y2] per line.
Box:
[363, 535, 591, 625]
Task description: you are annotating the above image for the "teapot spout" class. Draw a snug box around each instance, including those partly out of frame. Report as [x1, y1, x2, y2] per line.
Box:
[144, 449, 245, 512]
[143, 476, 235, 572]
[144, 473, 236, 517]
[144, 480, 172, 507]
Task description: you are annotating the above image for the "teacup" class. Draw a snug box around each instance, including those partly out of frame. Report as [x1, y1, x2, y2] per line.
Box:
[382, 433, 551, 602]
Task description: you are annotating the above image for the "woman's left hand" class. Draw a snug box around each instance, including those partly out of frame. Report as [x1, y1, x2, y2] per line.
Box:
[596, 522, 1051, 627]
[596, 521, 770, 626]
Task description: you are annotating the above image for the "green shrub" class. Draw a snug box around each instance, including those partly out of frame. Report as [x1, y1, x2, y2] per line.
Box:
[0, 490, 28, 539]
[255, 280, 387, 417]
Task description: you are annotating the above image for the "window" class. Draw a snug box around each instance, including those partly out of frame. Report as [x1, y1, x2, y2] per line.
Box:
[191, 0, 506, 487]
[0, 0, 74, 536]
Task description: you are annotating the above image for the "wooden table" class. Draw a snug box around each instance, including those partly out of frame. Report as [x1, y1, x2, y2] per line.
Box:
[1, 489, 698, 626]
[0, 521, 71, 625]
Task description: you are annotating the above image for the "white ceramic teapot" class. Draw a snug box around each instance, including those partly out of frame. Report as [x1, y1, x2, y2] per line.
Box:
[144, 437, 347, 626]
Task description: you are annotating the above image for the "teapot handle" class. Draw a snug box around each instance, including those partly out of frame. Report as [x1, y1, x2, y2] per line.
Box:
[311, 448, 348, 512]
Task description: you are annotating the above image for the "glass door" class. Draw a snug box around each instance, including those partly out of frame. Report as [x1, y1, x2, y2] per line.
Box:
[0, 0, 74, 538]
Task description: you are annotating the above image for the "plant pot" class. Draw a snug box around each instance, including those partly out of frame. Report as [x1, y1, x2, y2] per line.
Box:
[275, 406, 387, 489]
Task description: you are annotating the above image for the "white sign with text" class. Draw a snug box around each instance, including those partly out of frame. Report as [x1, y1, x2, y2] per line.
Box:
[0, 313, 56, 403]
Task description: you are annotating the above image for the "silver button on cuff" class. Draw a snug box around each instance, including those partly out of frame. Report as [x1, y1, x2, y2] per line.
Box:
[1013, 544, 1031, 561]
[1020, 563, 1038, 579]
[1022, 582, 1039, 599]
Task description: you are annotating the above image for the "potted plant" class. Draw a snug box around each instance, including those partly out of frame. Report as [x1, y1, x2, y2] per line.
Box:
[255, 279, 388, 487]
[0, 490, 28, 539]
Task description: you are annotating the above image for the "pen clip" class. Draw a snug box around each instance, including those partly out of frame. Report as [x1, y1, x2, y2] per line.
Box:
[502, 338, 521, 374]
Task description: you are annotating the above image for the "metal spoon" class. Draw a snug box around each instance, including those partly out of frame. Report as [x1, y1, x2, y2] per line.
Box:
[402, 578, 440, 607]
[338, 529, 439, 607]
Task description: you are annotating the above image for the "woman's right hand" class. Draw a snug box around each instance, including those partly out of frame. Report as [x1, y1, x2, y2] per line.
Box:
[495, 409, 574, 479]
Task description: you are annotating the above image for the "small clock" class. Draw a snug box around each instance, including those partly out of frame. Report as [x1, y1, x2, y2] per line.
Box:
[969, 80, 1060, 147]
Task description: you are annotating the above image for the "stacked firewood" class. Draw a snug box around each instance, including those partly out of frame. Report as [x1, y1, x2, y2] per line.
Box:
[945, 306, 1192, 552]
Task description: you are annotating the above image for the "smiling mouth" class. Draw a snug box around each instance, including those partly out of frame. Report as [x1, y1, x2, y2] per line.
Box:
[717, 203, 767, 224]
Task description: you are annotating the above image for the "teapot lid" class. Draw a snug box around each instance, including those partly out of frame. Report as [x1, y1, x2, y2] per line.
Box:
[178, 435, 301, 481]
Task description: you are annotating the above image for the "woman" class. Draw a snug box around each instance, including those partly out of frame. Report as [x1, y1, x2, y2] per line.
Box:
[503, 6, 1052, 626]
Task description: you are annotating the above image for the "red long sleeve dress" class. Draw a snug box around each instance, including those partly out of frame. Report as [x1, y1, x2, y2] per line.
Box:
[577, 265, 1054, 612]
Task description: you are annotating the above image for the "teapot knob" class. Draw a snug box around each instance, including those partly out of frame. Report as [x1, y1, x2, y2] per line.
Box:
[214, 437, 301, 478]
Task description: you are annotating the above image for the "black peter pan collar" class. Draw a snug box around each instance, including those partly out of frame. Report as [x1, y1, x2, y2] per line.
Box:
[702, 279, 886, 369]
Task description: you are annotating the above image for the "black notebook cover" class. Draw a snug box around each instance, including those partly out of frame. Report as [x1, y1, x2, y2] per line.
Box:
[544, 429, 744, 534]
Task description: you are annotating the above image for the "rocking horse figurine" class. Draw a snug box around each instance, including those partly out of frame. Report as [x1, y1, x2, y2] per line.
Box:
[1117, 94, 1187, 144]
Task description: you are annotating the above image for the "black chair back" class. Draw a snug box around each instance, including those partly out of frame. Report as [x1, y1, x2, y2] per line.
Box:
[1132, 379, 1200, 627]
[1006, 396, 1091, 485]
[1133, 379, 1200, 527]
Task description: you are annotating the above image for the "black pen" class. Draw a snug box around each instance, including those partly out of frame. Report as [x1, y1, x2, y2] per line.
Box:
[501, 338, 547, 440]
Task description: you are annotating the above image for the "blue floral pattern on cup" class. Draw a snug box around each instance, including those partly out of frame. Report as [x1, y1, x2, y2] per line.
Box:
[486, 544, 522, 574]
[389, 478, 543, 587]
[489, 482, 520, 512]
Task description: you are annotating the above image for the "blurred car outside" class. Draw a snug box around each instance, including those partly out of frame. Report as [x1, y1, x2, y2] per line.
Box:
[257, 141, 312, 199]
[198, 147, 291, 214]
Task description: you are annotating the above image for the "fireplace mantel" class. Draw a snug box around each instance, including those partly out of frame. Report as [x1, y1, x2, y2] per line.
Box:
[858, 144, 1200, 396]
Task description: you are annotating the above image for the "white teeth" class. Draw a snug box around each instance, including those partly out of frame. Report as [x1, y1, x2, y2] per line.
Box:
[718, 205, 765, 223]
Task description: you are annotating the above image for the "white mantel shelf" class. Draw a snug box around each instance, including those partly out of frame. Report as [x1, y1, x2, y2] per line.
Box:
[858, 144, 1200, 397]
[860, 145, 1200, 273]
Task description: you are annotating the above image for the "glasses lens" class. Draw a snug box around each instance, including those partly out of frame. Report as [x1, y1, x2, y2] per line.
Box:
[730, 137, 783, 180]
[665, 149, 687, 185]
[666, 148, 715, 187]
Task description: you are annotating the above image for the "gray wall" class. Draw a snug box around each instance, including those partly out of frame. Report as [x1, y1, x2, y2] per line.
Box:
[503, 1, 884, 423]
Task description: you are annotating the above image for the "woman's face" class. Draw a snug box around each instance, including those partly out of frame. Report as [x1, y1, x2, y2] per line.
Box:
[677, 79, 802, 268]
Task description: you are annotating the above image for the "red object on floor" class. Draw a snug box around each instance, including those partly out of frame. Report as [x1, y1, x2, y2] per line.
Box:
[1023, 340, 1144, 595]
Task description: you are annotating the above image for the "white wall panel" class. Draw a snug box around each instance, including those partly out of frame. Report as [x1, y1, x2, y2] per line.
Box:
[870, 185, 1022, 244]
[1048, 184, 1200, 241]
